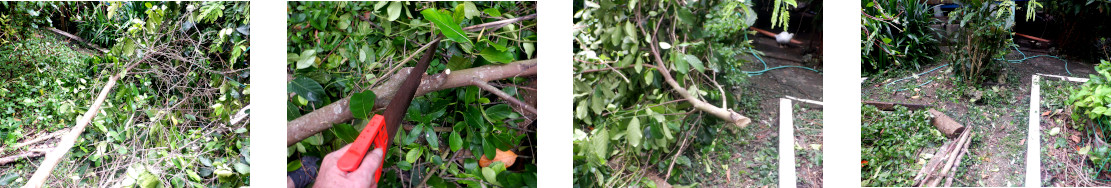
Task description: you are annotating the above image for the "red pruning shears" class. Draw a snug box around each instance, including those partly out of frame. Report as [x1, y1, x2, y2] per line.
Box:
[337, 39, 441, 182]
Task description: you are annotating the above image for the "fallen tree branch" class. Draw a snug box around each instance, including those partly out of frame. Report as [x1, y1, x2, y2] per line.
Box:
[288, 59, 538, 146]
[46, 27, 109, 53]
[461, 14, 537, 32]
[472, 78, 537, 115]
[0, 148, 51, 165]
[25, 62, 140, 188]
[11, 128, 70, 149]
[635, 11, 750, 128]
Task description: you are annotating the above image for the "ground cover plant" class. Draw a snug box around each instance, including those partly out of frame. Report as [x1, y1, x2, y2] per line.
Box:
[0, 1, 250, 187]
[860, 105, 948, 186]
[285, 1, 538, 187]
[572, 0, 822, 186]
[1040, 60, 1111, 186]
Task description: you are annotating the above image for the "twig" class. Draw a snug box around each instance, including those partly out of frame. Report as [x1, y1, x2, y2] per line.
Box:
[12, 128, 70, 149]
[472, 79, 537, 115]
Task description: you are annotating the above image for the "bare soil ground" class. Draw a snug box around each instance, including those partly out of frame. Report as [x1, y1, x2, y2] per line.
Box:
[862, 43, 1097, 187]
[697, 33, 823, 187]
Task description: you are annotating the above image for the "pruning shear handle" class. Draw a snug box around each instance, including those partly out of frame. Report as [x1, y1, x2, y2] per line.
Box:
[336, 114, 388, 182]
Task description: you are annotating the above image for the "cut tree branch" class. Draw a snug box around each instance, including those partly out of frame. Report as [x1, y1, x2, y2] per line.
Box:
[288, 59, 537, 146]
[25, 62, 140, 188]
[634, 11, 751, 128]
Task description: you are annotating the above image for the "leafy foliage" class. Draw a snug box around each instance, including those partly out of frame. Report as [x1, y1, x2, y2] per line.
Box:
[573, 0, 778, 186]
[0, 1, 250, 187]
[1069, 61, 1111, 125]
[861, 0, 941, 75]
[946, 0, 1037, 85]
[286, 2, 536, 187]
[861, 105, 945, 186]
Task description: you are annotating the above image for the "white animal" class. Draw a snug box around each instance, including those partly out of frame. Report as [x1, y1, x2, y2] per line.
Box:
[775, 31, 794, 45]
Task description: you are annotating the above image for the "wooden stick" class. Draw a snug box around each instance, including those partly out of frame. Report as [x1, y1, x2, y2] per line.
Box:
[0, 148, 51, 165]
[749, 27, 804, 44]
[944, 131, 974, 187]
[929, 109, 966, 138]
[24, 62, 139, 188]
[927, 129, 972, 187]
[863, 101, 932, 111]
[913, 141, 953, 185]
[472, 79, 537, 115]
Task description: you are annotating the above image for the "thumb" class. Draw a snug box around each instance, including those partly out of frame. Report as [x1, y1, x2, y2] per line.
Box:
[354, 148, 385, 178]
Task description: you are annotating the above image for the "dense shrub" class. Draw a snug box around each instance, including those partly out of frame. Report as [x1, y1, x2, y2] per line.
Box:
[1070, 60, 1111, 126]
[945, 0, 1027, 84]
[861, 105, 945, 186]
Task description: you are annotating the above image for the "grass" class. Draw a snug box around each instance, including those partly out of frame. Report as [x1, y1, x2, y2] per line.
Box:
[794, 104, 822, 187]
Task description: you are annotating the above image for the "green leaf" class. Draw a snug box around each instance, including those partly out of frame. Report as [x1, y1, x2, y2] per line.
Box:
[488, 39, 508, 52]
[425, 126, 440, 149]
[421, 8, 473, 49]
[463, 2, 481, 19]
[627, 118, 642, 147]
[288, 77, 325, 103]
[332, 123, 359, 143]
[522, 42, 535, 59]
[234, 163, 250, 175]
[684, 54, 705, 72]
[483, 8, 502, 17]
[349, 90, 377, 119]
[484, 104, 514, 122]
[406, 148, 423, 163]
[296, 50, 316, 69]
[672, 53, 689, 74]
[479, 45, 515, 63]
[447, 55, 473, 70]
[483, 137, 496, 160]
[482, 167, 498, 184]
[387, 1, 403, 21]
[450, 131, 463, 152]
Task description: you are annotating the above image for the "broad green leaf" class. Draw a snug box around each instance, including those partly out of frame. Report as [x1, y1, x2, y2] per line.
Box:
[421, 8, 473, 49]
[288, 77, 325, 103]
[337, 13, 351, 30]
[627, 118, 642, 147]
[463, 2, 481, 19]
[406, 148, 423, 163]
[659, 42, 671, 50]
[296, 50, 316, 69]
[482, 167, 498, 184]
[672, 53, 689, 74]
[450, 131, 463, 152]
[483, 137, 496, 160]
[332, 123, 359, 143]
[447, 55, 472, 70]
[373, 1, 388, 11]
[465, 105, 488, 132]
[483, 8, 502, 17]
[387, 1, 403, 21]
[479, 46, 514, 63]
[425, 126, 440, 149]
[234, 163, 250, 174]
[592, 128, 609, 159]
[624, 21, 637, 40]
[488, 39, 508, 52]
[522, 42, 535, 59]
[684, 54, 705, 72]
[349, 90, 377, 119]
[484, 104, 514, 122]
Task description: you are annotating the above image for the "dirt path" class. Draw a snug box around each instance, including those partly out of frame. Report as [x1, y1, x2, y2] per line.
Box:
[862, 43, 1097, 186]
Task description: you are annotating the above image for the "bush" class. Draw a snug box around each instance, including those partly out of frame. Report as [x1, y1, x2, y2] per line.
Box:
[945, 0, 1024, 84]
[1070, 60, 1111, 126]
[861, 0, 940, 75]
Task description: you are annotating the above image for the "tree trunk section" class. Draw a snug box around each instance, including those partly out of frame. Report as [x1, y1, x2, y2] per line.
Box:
[928, 109, 966, 138]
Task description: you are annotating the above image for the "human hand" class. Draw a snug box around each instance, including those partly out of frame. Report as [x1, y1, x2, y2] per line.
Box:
[314, 144, 385, 188]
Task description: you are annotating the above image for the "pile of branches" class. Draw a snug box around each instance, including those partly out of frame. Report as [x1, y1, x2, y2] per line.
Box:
[912, 128, 973, 187]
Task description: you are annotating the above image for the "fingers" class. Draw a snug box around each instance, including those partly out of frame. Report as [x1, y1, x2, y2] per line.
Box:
[353, 148, 385, 178]
[321, 144, 353, 167]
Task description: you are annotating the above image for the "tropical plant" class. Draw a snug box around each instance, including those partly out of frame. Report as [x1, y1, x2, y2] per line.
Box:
[286, 1, 538, 187]
[861, 0, 941, 74]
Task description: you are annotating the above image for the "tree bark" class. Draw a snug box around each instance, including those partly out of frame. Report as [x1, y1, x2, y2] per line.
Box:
[25, 62, 139, 188]
[287, 59, 537, 146]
